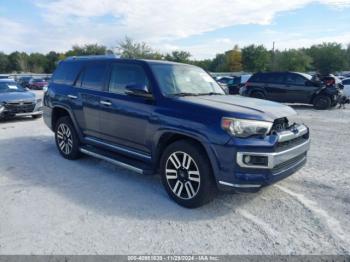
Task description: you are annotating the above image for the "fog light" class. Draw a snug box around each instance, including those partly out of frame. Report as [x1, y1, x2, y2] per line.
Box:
[244, 155, 251, 164]
[243, 155, 268, 167]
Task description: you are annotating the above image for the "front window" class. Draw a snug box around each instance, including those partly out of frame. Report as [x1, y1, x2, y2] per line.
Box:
[0, 82, 25, 93]
[151, 64, 225, 96]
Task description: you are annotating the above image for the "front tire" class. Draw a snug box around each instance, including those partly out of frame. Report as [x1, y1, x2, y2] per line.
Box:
[54, 116, 81, 160]
[313, 95, 331, 110]
[160, 140, 217, 208]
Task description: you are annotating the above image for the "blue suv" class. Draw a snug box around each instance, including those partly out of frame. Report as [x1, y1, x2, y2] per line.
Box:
[43, 56, 310, 208]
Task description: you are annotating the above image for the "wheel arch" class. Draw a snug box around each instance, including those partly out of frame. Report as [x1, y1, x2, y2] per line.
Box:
[153, 130, 220, 184]
[51, 105, 83, 139]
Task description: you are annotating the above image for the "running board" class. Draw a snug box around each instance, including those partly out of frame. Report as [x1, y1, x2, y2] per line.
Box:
[79, 147, 144, 174]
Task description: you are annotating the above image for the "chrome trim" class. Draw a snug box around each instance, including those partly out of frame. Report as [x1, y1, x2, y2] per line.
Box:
[15, 111, 43, 116]
[79, 148, 144, 174]
[67, 95, 78, 99]
[277, 124, 308, 142]
[100, 100, 112, 106]
[272, 156, 306, 176]
[85, 137, 151, 160]
[219, 181, 261, 188]
[237, 139, 310, 169]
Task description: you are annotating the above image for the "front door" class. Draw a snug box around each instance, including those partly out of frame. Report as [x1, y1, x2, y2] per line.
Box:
[98, 62, 155, 156]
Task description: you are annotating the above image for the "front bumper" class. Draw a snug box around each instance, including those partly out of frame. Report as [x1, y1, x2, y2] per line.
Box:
[215, 124, 310, 192]
[0, 101, 43, 118]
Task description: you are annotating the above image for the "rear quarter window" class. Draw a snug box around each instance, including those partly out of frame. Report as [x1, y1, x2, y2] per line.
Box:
[80, 63, 107, 90]
[52, 61, 83, 85]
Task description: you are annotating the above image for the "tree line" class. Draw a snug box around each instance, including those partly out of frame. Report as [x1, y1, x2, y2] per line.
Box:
[0, 37, 349, 75]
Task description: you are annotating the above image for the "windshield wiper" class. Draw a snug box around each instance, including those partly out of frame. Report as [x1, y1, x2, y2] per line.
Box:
[171, 92, 201, 97]
[197, 92, 224, 96]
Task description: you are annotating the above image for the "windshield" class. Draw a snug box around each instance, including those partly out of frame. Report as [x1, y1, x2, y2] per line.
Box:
[33, 79, 45, 82]
[151, 64, 225, 96]
[0, 82, 25, 93]
[298, 73, 313, 80]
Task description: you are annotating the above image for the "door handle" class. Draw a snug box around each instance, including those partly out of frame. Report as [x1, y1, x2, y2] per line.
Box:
[100, 100, 112, 106]
[67, 95, 78, 99]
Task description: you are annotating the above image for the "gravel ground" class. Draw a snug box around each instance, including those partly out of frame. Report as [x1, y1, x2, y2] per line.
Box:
[0, 96, 349, 255]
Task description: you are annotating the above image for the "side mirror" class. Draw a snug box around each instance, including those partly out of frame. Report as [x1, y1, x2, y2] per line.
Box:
[125, 83, 153, 99]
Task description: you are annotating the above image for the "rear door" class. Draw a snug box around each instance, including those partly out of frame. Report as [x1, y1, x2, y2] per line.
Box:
[264, 73, 287, 102]
[74, 61, 108, 138]
[98, 61, 155, 156]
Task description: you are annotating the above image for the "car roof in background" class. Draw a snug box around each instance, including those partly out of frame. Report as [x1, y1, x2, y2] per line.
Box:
[0, 79, 15, 82]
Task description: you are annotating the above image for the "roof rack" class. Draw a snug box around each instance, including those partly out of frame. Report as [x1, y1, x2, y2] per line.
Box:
[65, 54, 120, 60]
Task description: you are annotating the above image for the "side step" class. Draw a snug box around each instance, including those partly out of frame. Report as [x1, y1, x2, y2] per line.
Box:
[79, 146, 154, 175]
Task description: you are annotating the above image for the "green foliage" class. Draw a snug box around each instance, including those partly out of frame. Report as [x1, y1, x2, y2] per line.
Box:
[65, 44, 110, 57]
[306, 42, 346, 74]
[165, 51, 191, 63]
[0, 39, 349, 74]
[242, 45, 270, 72]
[274, 49, 312, 72]
[116, 36, 163, 59]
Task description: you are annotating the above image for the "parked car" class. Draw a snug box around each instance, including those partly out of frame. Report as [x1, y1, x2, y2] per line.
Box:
[18, 76, 33, 88]
[342, 78, 350, 97]
[0, 79, 43, 120]
[226, 74, 252, 94]
[44, 56, 310, 208]
[240, 71, 342, 109]
[28, 78, 48, 90]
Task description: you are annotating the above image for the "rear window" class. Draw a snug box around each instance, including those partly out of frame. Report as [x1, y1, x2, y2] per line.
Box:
[249, 73, 266, 83]
[52, 61, 83, 85]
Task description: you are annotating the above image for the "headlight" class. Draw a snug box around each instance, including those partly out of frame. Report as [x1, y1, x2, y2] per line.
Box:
[0, 104, 4, 113]
[221, 118, 273, 138]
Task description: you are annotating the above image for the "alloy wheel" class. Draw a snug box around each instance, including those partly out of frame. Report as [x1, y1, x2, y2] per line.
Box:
[165, 151, 201, 200]
[56, 123, 73, 155]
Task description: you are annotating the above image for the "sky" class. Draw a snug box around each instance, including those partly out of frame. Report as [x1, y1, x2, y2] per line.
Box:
[0, 0, 350, 59]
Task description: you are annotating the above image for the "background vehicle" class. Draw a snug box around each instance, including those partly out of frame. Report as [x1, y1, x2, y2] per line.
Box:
[44, 56, 310, 208]
[342, 78, 350, 96]
[28, 78, 48, 90]
[227, 74, 252, 94]
[0, 79, 43, 119]
[240, 71, 341, 109]
[18, 76, 33, 88]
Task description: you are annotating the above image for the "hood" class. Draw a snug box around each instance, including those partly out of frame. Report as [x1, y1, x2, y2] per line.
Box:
[0, 91, 36, 103]
[179, 95, 296, 121]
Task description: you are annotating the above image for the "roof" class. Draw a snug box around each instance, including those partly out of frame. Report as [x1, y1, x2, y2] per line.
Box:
[0, 79, 15, 82]
[64, 55, 191, 66]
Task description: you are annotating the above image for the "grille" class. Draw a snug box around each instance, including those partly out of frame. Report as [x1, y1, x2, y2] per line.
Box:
[276, 134, 309, 151]
[272, 153, 307, 174]
[5, 102, 35, 113]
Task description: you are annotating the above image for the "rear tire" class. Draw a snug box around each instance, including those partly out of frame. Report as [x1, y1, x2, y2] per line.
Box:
[313, 95, 331, 110]
[160, 140, 217, 208]
[250, 91, 265, 99]
[54, 116, 81, 160]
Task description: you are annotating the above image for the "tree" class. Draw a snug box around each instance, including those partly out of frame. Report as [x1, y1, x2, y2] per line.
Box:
[7, 52, 28, 72]
[224, 45, 242, 72]
[307, 42, 346, 74]
[45, 51, 60, 73]
[210, 53, 227, 72]
[28, 53, 48, 73]
[116, 36, 163, 59]
[242, 45, 270, 72]
[0, 52, 9, 73]
[274, 49, 312, 72]
[65, 44, 110, 57]
[165, 51, 191, 63]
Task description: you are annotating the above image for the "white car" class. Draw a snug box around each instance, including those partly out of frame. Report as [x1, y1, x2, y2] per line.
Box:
[342, 78, 350, 97]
